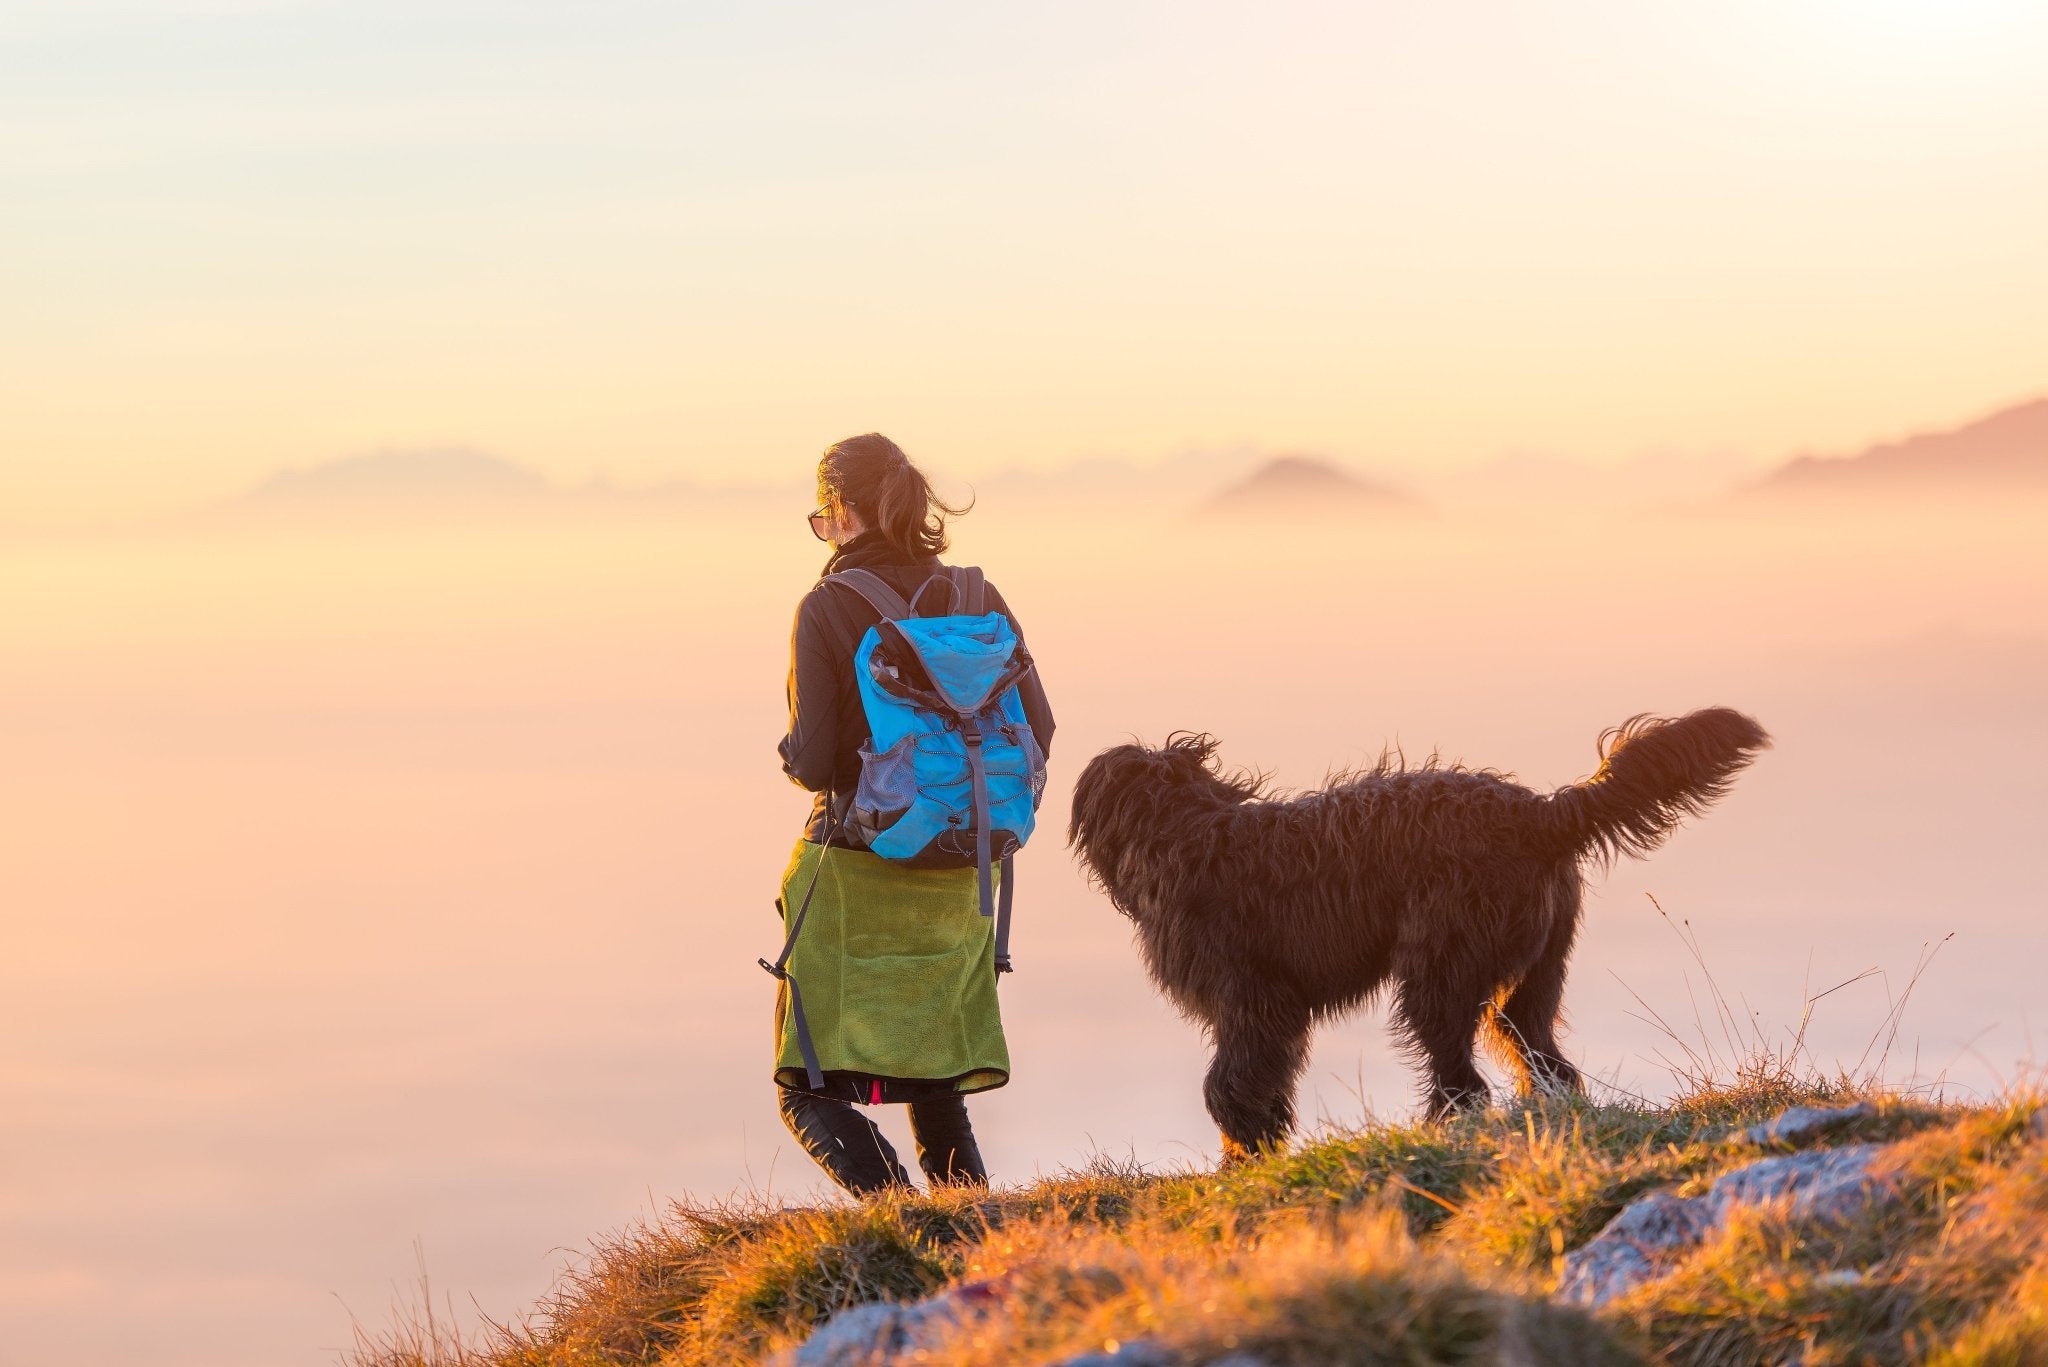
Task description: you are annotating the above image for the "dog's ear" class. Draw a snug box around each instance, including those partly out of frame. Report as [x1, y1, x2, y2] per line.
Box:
[1068, 743, 1144, 850]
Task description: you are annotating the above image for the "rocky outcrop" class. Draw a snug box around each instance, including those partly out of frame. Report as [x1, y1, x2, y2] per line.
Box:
[786, 1279, 1004, 1366]
[1556, 1105, 1896, 1309]
[1736, 1101, 1876, 1148]
[1044, 1344, 1190, 1367]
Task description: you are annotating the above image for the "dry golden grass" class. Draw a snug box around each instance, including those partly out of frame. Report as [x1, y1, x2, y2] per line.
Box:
[346, 1069, 2046, 1367]
[912, 1205, 1637, 1367]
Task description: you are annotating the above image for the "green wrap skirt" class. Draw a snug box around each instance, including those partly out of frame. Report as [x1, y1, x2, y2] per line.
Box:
[772, 840, 1010, 1101]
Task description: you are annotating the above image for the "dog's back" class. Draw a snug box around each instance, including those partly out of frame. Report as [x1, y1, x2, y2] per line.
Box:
[1223, 765, 1553, 874]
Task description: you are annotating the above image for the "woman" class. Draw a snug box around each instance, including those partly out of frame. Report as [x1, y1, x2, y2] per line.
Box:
[774, 433, 1055, 1195]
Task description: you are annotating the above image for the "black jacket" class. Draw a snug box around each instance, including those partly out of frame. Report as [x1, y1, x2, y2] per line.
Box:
[779, 531, 1056, 845]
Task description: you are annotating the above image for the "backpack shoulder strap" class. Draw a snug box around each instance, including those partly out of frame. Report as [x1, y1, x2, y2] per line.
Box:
[952, 565, 987, 616]
[908, 563, 983, 618]
[824, 568, 911, 622]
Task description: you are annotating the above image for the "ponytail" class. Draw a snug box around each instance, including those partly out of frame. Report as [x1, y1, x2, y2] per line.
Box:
[819, 434, 970, 559]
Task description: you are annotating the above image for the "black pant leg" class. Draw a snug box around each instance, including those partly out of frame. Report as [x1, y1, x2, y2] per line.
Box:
[907, 1094, 988, 1187]
[777, 1089, 915, 1196]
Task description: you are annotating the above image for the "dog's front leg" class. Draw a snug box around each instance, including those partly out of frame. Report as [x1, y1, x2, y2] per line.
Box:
[1203, 1007, 1312, 1166]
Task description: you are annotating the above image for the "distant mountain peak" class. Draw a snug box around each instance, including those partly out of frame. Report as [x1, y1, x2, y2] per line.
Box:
[1198, 454, 1425, 518]
[1754, 396, 2048, 496]
[240, 449, 554, 508]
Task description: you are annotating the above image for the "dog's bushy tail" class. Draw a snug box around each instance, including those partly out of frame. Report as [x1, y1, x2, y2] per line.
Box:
[1546, 707, 1770, 866]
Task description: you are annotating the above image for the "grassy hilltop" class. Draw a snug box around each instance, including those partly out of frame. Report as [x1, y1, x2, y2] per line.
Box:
[355, 1063, 2048, 1367]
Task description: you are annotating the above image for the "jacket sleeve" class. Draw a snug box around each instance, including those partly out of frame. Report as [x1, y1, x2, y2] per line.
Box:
[989, 583, 1056, 760]
[778, 590, 841, 791]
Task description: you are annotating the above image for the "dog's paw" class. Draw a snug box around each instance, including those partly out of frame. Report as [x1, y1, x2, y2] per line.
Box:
[1218, 1132, 1292, 1168]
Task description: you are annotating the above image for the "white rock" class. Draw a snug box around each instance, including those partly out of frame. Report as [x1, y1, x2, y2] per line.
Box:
[1556, 1143, 1891, 1307]
[1737, 1102, 1876, 1148]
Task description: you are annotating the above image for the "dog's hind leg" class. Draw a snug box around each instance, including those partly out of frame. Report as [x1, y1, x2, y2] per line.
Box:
[1204, 1006, 1312, 1166]
[1480, 878, 1586, 1101]
[1394, 969, 1493, 1121]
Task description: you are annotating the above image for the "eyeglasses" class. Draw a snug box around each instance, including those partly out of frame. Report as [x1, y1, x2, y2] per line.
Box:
[807, 506, 830, 541]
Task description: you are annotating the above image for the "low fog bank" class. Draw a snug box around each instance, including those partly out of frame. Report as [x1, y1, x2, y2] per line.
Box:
[2, 498, 2043, 1366]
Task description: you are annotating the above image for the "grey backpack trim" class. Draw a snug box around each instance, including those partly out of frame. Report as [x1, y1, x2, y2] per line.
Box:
[760, 801, 840, 1090]
[996, 851, 1015, 974]
[907, 565, 986, 618]
[830, 565, 988, 622]
[828, 568, 912, 621]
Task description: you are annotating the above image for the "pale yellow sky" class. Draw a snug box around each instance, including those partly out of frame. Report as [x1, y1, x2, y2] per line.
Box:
[4, 1, 2046, 525]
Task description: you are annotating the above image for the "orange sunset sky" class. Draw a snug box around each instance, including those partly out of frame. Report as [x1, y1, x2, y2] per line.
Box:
[5, 1, 2048, 525]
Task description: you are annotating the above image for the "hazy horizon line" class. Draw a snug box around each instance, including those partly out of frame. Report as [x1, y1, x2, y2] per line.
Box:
[10, 385, 2047, 537]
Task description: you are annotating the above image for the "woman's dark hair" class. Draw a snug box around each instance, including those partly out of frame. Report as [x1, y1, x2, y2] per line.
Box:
[819, 433, 971, 559]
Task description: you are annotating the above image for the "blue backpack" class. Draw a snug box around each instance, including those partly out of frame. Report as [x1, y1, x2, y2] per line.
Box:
[828, 565, 1045, 971]
[761, 565, 1045, 1090]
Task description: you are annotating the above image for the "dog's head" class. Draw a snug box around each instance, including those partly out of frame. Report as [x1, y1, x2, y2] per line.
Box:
[1068, 733, 1261, 918]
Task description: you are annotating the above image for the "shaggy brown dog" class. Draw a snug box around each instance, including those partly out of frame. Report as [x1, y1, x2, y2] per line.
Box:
[1069, 708, 1769, 1160]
